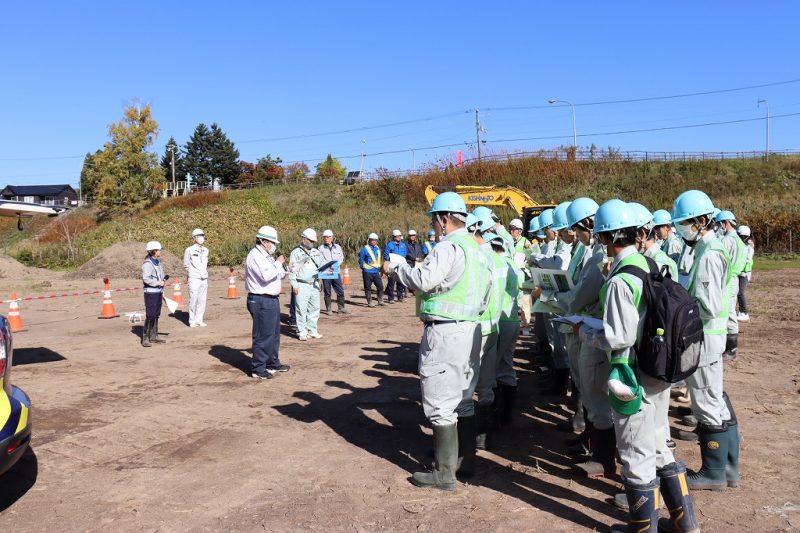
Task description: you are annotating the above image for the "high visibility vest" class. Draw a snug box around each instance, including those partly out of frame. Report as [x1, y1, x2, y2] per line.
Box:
[479, 249, 507, 336]
[363, 245, 382, 268]
[599, 252, 648, 365]
[499, 256, 521, 323]
[419, 233, 490, 321]
[567, 241, 586, 283]
[423, 241, 435, 255]
[688, 238, 731, 336]
[742, 244, 753, 273]
[727, 232, 748, 277]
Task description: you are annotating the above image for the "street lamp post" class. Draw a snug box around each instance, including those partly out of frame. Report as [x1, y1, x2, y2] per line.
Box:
[360, 139, 366, 177]
[410, 148, 415, 170]
[548, 99, 577, 149]
[757, 99, 769, 159]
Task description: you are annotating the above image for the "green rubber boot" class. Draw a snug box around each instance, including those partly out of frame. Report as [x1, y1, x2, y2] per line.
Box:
[412, 424, 457, 491]
[610, 479, 660, 533]
[658, 461, 700, 533]
[687, 424, 728, 491]
[723, 392, 740, 488]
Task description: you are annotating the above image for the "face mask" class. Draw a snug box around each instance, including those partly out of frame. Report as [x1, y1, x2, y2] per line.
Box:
[195, 236, 205, 245]
[262, 241, 276, 255]
[715, 228, 725, 238]
[676, 223, 700, 242]
[302, 240, 312, 250]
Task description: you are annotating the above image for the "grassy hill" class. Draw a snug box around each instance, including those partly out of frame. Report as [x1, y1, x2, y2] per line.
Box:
[2, 153, 798, 271]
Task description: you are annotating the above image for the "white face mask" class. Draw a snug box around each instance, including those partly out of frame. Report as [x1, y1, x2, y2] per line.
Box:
[264, 241, 276, 255]
[195, 236, 205, 245]
[715, 228, 725, 238]
[676, 223, 700, 242]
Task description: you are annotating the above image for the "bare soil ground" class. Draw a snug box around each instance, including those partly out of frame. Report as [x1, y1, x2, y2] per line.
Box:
[0, 269, 799, 532]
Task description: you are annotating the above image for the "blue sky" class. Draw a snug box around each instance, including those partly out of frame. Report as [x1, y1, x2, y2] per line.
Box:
[1, 1, 798, 187]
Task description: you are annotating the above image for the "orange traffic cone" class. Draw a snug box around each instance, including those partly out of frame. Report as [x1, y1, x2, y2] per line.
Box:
[225, 269, 239, 299]
[99, 279, 119, 319]
[7, 293, 24, 333]
[342, 267, 351, 286]
[172, 282, 184, 308]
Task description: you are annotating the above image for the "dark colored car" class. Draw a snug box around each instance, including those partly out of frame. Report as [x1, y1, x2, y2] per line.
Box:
[0, 314, 31, 476]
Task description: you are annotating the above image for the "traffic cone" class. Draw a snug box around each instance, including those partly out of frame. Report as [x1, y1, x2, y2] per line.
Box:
[99, 279, 119, 319]
[225, 269, 239, 299]
[7, 293, 24, 333]
[342, 267, 351, 286]
[172, 282, 184, 308]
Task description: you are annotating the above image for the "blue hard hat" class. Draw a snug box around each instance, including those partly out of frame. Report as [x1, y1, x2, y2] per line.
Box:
[593, 199, 637, 234]
[482, 231, 499, 243]
[429, 191, 468, 215]
[715, 210, 736, 223]
[671, 190, 715, 223]
[465, 213, 482, 231]
[538, 208, 555, 229]
[427, 229, 436, 237]
[471, 207, 495, 232]
[528, 216, 540, 234]
[652, 209, 672, 226]
[549, 201, 573, 231]
[566, 197, 599, 228]
[628, 202, 653, 228]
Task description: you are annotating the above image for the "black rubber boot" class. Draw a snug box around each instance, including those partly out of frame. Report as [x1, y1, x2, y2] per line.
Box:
[658, 461, 701, 533]
[610, 479, 660, 533]
[724, 392, 740, 487]
[687, 423, 729, 491]
[337, 296, 349, 314]
[574, 426, 617, 478]
[456, 415, 476, 478]
[377, 287, 385, 306]
[411, 424, 458, 491]
[365, 290, 374, 307]
[475, 403, 493, 451]
[151, 318, 166, 343]
[322, 297, 332, 315]
[497, 384, 517, 427]
[141, 319, 152, 347]
[722, 334, 738, 362]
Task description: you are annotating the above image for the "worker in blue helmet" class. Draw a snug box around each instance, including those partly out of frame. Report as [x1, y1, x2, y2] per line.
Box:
[384, 191, 492, 491]
[578, 198, 700, 533]
[715, 210, 748, 362]
[630, 202, 678, 279]
[652, 209, 684, 265]
[422, 229, 437, 256]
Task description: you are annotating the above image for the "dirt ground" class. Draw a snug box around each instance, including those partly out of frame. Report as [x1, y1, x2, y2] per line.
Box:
[0, 268, 799, 532]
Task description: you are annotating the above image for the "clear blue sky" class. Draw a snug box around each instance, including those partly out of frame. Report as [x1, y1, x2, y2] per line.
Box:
[1, 1, 798, 188]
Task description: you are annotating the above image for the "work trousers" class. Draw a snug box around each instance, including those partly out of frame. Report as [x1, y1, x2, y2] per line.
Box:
[475, 331, 499, 406]
[453, 325, 484, 419]
[737, 274, 749, 314]
[419, 321, 480, 426]
[386, 272, 406, 301]
[519, 291, 532, 327]
[322, 277, 345, 300]
[247, 294, 281, 374]
[579, 343, 614, 430]
[544, 314, 569, 369]
[362, 271, 383, 295]
[564, 328, 582, 390]
[727, 276, 739, 334]
[144, 291, 163, 320]
[613, 372, 676, 485]
[294, 282, 321, 335]
[188, 277, 208, 326]
[495, 321, 520, 386]
[686, 336, 730, 426]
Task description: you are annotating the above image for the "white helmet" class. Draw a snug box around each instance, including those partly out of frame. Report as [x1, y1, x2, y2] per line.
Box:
[392, 229, 402, 237]
[737, 225, 751, 237]
[368, 232, 379, 240]
[322, 229, 334, 238]
[301, 228, 317, 242]
[191, 228, 205, 238]
[146, 241, 162, 252]
[256, 225, 280, 243]
[509, 218, 524, 230]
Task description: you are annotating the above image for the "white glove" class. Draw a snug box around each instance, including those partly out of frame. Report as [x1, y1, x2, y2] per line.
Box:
[608, 379, 637, 401]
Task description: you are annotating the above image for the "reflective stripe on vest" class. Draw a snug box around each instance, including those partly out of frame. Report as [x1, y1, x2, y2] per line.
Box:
[419, 233, 489, 321]
[599, 252, 647, 364]
[479, 249, 507, 335]
[728, 232, 748, 276]
[688, 238, 731, 335]
[567, 241, 586, 283]
[364, 245, 382, 268]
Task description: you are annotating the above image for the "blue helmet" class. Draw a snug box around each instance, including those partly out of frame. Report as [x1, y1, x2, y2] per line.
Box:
[471, 207, 495, 232]
[538, 208, 555, 229]
[652, 209, 672, 226]
[482, 231, 498, 243]
[528, 216, 540, 234]
[566, 197, 599, 228]
[465, 213, 482, 232]
[671, 190, 715, 223]
[429, 191, 467, 215]
[593, 199, 637, 234]
[549, 201, 573, 231]
[427, 229, 436, 237]
[715, 210, 736, 223]
[628, 202, 653, 229]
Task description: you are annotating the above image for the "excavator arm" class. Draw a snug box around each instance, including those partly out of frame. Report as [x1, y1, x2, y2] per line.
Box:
[425, 185, 555, 230]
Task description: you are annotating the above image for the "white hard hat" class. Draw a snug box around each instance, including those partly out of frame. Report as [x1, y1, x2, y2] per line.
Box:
[392, 229, 402, 237]
[368, 232, 379, 240]
[191, 228, 205, 238]
[408, 229, 417, 236]
[256, 225, 280, 243]
[301, 228, 318, 242]
[737, 225, 751, 237]
[146, 241, 162, 252]
[322, 229, 334, 238]
[509, 219, 524, 230]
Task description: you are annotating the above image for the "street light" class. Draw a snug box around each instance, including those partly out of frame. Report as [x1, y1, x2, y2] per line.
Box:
[757, 99, 769, 159]
[548, 99, 577, 149]
[360, 139, 366, 177]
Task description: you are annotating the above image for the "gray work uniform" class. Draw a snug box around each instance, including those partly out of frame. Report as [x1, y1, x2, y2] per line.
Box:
[496, 255, 522, 387]
[677, 241, 695, 289]
[471, 243, 505, 407]
[643, 241, 678, 280]
[394, 228, 491, 425]
[661, 233, 684, 265]
[531, 240, 573, 370]
[685, 232, 731, 426]
[579, 246, 675, 484]
[720, 229, 741, 335]
[183, 243, 209, 326]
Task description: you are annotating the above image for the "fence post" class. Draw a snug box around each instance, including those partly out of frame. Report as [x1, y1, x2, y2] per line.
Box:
[790, 229, 794, 254]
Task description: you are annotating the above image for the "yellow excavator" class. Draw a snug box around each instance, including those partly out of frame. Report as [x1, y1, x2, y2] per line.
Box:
[424, 185, 555, 231]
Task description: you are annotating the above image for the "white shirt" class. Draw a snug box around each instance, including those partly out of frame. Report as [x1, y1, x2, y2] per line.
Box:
[183, 244, 209, 279]
[245, 245, 286, 295]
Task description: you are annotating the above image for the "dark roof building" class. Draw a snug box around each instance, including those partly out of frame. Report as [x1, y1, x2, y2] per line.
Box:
[0, 184, 78, 206]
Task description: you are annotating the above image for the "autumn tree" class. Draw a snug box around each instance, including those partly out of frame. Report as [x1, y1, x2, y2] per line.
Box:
[285, 162, 309, 182]
[315, 154, 346, 182]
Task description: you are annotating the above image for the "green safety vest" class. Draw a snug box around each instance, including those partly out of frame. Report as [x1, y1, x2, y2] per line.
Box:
[726, 232, 748, 277]
[363, 245, 382, 268]
[688, 238, 731, 336]
[649, 248, 678, 280]
[499, 256, 521, 323]
[479, 248, 507, 335]
[742, 244, 753, 274]
[599, 252, 648, 365]
[418, 232, 490, 321]
[567, 241, 586, 283]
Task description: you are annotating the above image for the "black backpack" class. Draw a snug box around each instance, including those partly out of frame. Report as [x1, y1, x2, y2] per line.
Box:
[616, 256, 703, 383]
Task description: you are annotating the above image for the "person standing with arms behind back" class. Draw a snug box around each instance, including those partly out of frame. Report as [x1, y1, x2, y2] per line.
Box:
[142, 241, 168, 347]
[246, 226, 290, 380]
[318, 229, 348, 315]
[384, 229, 408, 303]
[184, 228, 209, 327]
[359, 232, 384, 307]
[736, 225, 754, 322]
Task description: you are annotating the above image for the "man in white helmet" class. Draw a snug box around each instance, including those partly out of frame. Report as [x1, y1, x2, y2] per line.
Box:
[384, 229, 408, 303]
[318, 229, 347, 315]
[246, 226, 289, 379]
[358, 232, 384, 307]
[183, 228, 209, 327]
[142, 241, 168, 347]
[289, 228, 325, 340]
[508, 218, 531, 256]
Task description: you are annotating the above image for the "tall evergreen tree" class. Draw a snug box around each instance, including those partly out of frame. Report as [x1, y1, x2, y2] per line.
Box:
[208, 123, 241, 185]
[184, 123, 240, 187]
[160, 137, 187, 183]
[184, 123, 213, 187]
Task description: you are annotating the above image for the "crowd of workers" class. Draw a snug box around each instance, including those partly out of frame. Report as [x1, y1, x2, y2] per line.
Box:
[139, 188, 755, 532]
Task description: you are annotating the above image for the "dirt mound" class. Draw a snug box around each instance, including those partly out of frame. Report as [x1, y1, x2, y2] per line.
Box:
[66, 241, 183, 281]
[0, 253, 48, 279]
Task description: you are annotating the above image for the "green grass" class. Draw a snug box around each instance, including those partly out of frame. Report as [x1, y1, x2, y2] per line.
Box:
[753, 256, 800, 271]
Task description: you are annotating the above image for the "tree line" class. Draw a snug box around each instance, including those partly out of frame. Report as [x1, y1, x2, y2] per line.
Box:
[80, 104, 348, 213]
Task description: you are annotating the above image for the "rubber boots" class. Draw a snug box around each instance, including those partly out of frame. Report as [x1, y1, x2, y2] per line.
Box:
[610, 479, 660, 533]
[150, 318, 166, 343]
[722, 334, 738, 362]
[724, 392, 740, 487]
[658, 461, 701, 533]
[141, 319, 152, 347]
[687, 423, 728, 491]
[411, 424, 458, 491]
[496, 384, 517, 428]
[456, 415, 476, 478]
[475, 403, 493, 451]
[337, 296, 349, 314]
[377, 287, 385, 306]
[574, 426, 617, 478]
[365, 290, 374, 307]
[322, 297, 332, 315]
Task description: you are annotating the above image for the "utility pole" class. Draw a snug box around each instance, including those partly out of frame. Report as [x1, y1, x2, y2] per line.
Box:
[757, 99, 770, 159]
[167, 144, 177, 195]
[475, 109, 483, 162]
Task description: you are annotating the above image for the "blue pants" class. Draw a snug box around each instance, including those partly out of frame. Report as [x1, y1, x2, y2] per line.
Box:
[144, 292, 163, 320]
[322, 278, 345, 299]
[247, 294, 282, 374]
[386, 272, 406, 301]
[362, 271, 383, 293]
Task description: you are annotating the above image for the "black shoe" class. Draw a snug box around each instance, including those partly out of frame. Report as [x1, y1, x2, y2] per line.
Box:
[272, 364, 290, 372]
[251, 371, 274, 380]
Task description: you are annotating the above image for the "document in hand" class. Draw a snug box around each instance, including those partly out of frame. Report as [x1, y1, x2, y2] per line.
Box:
[550, 315, 604, 330]
[530, 268, 574, 292]
[388, 253, 407, 268]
